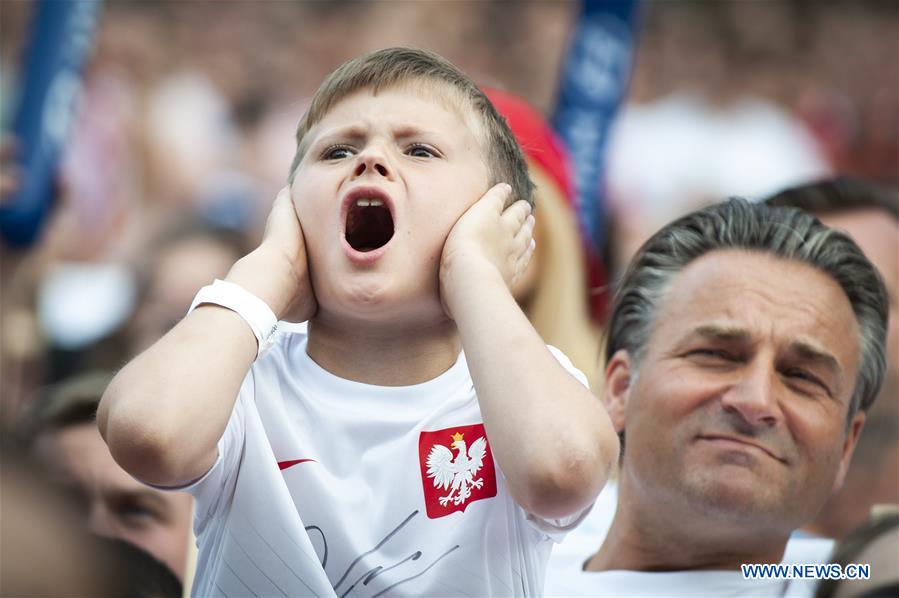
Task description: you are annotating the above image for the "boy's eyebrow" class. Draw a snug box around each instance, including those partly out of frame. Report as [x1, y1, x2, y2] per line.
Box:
[391, 124, 444, 139]
[312, 123, 445, 144]
[311, 124, 368, 144]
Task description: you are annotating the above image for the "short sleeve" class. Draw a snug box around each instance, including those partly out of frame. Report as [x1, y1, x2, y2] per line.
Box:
[177, 370, 255, 527]
[526, 503, 594, 542]
[522, 345, 594, 541]
[546, 345, 590, 389]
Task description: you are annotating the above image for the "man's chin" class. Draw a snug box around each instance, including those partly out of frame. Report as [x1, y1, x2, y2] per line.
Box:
[681, 470, 788, 523]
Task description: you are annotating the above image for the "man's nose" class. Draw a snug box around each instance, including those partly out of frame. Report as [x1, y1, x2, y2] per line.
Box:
[720, 361, 782, 428]
[353, 146, 393, 179]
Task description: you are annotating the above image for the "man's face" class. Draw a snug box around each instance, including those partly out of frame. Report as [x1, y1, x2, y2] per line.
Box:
[292, 85, 489, 327]
[607, 250, 864, 534]
[34, 422, 193, 580]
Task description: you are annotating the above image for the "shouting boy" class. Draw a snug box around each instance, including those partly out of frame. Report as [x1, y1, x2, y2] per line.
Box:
[99, 48, 618, 597]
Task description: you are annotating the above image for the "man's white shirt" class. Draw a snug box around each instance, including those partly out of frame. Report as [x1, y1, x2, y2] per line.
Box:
[182, 323, 589, 597]
[543, 482, 834, 598]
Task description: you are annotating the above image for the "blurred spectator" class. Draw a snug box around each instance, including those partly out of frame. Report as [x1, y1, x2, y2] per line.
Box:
[626, 1, 897, 183]
[100, 537, 184, 598]
[815, 511, 899, 598]
[36, 261, 136, 372]
[767, 177, 899, 540]
[1, 452, 113, 597]
[604, 92, 830, 273]
[16, 371, 194, 581]
[143, 69, 236, 206]
[130, 217, 249, 354]
[56, 66, 140, 262]
[2, 457, 183, 598]
[487, 87, 605, 391]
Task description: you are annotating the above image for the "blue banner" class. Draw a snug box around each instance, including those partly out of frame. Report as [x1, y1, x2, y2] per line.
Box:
[1, 0, 102, 248]
[552, 0, 640, 256]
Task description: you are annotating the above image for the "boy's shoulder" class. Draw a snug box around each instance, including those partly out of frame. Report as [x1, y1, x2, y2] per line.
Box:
[247, 321, 309, 382]
[262, 320, 309, 357]
[275, 320, 310, 337]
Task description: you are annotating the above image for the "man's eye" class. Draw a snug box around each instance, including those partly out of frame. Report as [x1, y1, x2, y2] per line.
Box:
[786, 369, 812, 381]
[322, 145, 354, 160]
[690, 348, 733, 360]
[784, 369, 830, 396]
[405, 144, 438, 158]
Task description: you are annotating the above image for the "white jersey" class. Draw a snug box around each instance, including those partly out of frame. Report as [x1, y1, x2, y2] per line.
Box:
[184, 324, 589, 597]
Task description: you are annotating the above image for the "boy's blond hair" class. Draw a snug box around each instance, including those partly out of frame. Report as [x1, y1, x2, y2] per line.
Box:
[288, 47, 534, 207]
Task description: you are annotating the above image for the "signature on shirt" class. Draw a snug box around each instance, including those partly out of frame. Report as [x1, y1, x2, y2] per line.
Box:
[306, 510, 460, 598]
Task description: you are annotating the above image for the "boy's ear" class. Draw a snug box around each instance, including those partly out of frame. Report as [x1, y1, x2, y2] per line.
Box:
[603, 350, 633, 434]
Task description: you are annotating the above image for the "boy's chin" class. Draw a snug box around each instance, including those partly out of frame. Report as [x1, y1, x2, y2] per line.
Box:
[317, 288, 448, 328]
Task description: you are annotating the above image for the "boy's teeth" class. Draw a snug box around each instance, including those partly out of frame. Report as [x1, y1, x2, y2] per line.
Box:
[354, 198, 384, 207]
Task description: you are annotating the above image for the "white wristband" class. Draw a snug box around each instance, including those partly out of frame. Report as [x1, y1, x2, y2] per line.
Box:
[188, 279, 278, 359]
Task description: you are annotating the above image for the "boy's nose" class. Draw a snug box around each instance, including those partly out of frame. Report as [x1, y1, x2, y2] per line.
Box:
[353, 149, 393, 179]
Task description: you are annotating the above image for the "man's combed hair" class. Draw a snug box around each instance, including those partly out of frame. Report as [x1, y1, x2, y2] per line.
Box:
[287, 47, 534, 207]
[606, 198, 888, 417]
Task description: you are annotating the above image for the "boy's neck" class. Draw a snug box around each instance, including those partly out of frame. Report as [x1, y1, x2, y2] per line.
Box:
[305, 317, 462, 386]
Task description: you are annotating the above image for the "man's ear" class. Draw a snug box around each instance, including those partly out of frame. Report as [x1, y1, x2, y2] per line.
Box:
[603, 350, 633, 434]
[832, 411, 866, 492]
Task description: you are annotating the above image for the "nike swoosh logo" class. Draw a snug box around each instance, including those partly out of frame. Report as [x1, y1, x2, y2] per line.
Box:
[278, 459, 316, 471]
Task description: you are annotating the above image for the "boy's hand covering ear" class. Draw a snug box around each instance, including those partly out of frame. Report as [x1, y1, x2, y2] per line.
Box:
[439, 183, 536, 320]
[229, 187, 317, 322]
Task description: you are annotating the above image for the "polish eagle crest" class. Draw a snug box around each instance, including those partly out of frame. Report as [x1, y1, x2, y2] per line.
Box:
[425, 432, 487, 506]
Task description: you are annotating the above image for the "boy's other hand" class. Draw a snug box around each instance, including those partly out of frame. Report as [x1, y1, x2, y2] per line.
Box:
[439, 183, 535, 320]
[227, 187, 317, 322]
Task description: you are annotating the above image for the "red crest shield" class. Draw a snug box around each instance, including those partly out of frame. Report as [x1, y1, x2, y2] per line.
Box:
[418, 423, 497, 519]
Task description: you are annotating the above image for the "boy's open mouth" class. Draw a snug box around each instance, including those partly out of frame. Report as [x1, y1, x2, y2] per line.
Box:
[345, 198, 395, 252]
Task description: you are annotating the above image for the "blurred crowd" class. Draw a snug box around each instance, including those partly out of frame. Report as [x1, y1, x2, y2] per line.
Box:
[0, 0, 896, 595]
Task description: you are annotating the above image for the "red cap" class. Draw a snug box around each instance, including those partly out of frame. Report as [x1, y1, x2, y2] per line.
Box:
[483, 87, 576, 206]
[484, 86, 609, 322]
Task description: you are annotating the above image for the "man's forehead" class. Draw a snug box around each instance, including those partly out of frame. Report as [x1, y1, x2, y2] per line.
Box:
[662, 250, 838, 303]
[680, 321, 841, 368]
[652, 250, 859, 354]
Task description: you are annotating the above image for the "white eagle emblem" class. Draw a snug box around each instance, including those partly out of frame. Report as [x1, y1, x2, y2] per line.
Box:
[426, 432, 487, 506]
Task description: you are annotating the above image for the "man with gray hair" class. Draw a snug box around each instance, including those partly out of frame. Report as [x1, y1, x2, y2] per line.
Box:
[545, 198, 888, 596]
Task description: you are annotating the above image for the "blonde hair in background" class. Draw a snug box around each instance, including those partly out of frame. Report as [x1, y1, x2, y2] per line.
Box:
[519, 163, 603, 393]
